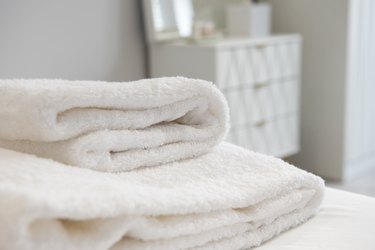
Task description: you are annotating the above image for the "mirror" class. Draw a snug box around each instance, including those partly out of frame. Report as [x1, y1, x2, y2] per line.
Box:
[143, 0, 194, 43]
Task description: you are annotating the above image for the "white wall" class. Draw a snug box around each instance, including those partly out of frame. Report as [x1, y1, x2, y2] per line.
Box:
[344, 0, 375, 178]
[0, 0, 146, 81]
[268, 0, 349, 179]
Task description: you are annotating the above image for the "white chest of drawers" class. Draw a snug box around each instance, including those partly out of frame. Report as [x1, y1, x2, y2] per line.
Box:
[150, 35, 301, 158]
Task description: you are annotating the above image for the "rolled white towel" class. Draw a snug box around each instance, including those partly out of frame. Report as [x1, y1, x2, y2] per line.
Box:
[0, 77, 228, 172]
[0, 143, 324, 250]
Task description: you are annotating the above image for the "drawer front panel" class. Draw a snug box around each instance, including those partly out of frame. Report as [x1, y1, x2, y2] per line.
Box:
[251, 79, 298, 123]
[217, 41, 300, 89]
[225, 88, 253, 126]
[264, 42, 300, 80]
[224, 80, 298, 127]
[226, 115, 299, 158]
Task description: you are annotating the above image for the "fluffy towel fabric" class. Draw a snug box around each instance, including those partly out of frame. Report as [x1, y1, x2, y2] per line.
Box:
[0, 143, 324, 250]
[0, 77, 228, 172]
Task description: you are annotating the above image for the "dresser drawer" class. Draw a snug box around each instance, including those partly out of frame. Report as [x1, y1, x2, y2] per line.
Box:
[251, 79, 298, 123]
[217, 46, 268, 89]
[264, 42, 300, 80]
[226, 115, 299, 157]
[216, 41, 300, 90]
[224, 80, 298, 127]
[224, 88, 253, 126]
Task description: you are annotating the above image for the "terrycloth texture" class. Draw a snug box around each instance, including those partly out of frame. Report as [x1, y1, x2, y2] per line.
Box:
[0, 143, 324, 250]
[0, 77, 228, 172]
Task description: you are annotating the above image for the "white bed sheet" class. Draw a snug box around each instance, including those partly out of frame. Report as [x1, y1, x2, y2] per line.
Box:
[256, 187, 375, 250]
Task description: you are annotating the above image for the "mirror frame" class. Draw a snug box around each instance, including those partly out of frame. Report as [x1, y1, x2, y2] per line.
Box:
[142, 0, 194, 44]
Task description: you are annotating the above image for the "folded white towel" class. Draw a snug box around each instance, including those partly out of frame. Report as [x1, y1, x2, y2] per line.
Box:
[0, 77, 228, 172]
[0, 143, 324, 250]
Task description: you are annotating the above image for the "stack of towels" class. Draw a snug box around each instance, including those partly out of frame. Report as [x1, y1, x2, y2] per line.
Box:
[0, 77, 324, 250]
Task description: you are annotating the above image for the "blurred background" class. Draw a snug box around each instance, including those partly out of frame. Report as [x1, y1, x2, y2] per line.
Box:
[1, 0, 374, 196]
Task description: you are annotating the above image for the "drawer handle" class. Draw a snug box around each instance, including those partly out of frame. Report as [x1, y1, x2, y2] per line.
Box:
[256, 43, 268, 49]
[255, 119, 267, 127]
[254, 82, 270, 89]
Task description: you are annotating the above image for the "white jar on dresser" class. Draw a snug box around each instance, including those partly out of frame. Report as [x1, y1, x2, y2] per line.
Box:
[150, 35, 302, 158]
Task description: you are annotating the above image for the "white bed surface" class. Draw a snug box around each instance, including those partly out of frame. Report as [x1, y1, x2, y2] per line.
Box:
[256, 187, 375, 250]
